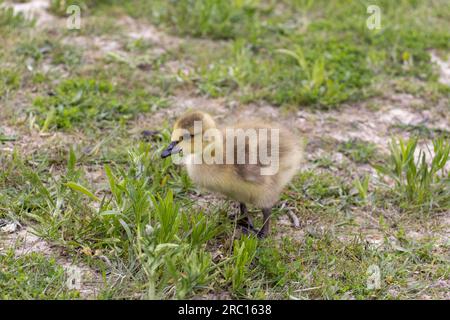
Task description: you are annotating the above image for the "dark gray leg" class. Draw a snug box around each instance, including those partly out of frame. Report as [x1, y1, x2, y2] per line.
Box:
[239, 202, 247, 215]
[238, 203, 256, 233]
[258, 208, 272, 238]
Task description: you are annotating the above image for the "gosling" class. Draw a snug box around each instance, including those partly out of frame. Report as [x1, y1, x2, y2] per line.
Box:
[161, 111, 302, 238]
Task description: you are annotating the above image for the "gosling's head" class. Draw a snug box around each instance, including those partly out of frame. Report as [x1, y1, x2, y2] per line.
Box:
[161, 111, 216, 158]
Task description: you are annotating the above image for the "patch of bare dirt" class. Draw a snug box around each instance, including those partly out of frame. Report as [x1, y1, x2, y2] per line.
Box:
[120, 16, 184, 50]
[3, 0, 57, 26]
[430, 51, 450, 86]
[130, 91, 229, 133]
[62, 35, 124, 64]
[296, 96, 448, 152]
[61, 15, 188, 68]
[0, 124, 84, 157]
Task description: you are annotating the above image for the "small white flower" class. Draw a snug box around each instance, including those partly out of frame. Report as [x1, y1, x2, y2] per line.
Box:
[145, 224, 154, 235]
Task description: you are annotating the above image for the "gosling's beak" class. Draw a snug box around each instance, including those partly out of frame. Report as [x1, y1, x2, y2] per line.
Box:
[161, 141, 181, 158]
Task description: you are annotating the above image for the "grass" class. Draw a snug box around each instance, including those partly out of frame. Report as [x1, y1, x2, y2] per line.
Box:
[0, 2, 34, 29]
[339, 139, 378, 164]
[189, 39, 370, 107]
[142, 0, 449, 108]
[31, 78, 167, 130]
[257, 232, 449, 299]
[1, 133, 448, 299]
[374, 136, 449, 213]
[0, 249, 80, 299]
[0, 0, 449, 300]
[225, 237, 258, 295]
[390, 124, 450, 140]
[0, 68, 21, 98]
[145, 0, 264, 40]
[33, 78, 116, 129]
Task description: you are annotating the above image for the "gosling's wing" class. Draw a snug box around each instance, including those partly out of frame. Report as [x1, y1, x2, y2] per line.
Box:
[235, 163, 265, 183]
[233, 140, 273, 183]
[224, 122, 301, 184]
[227, 125, 277, 184]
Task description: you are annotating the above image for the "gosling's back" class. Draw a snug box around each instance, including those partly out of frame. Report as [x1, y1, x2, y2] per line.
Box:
[186, 121, 302, 208]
